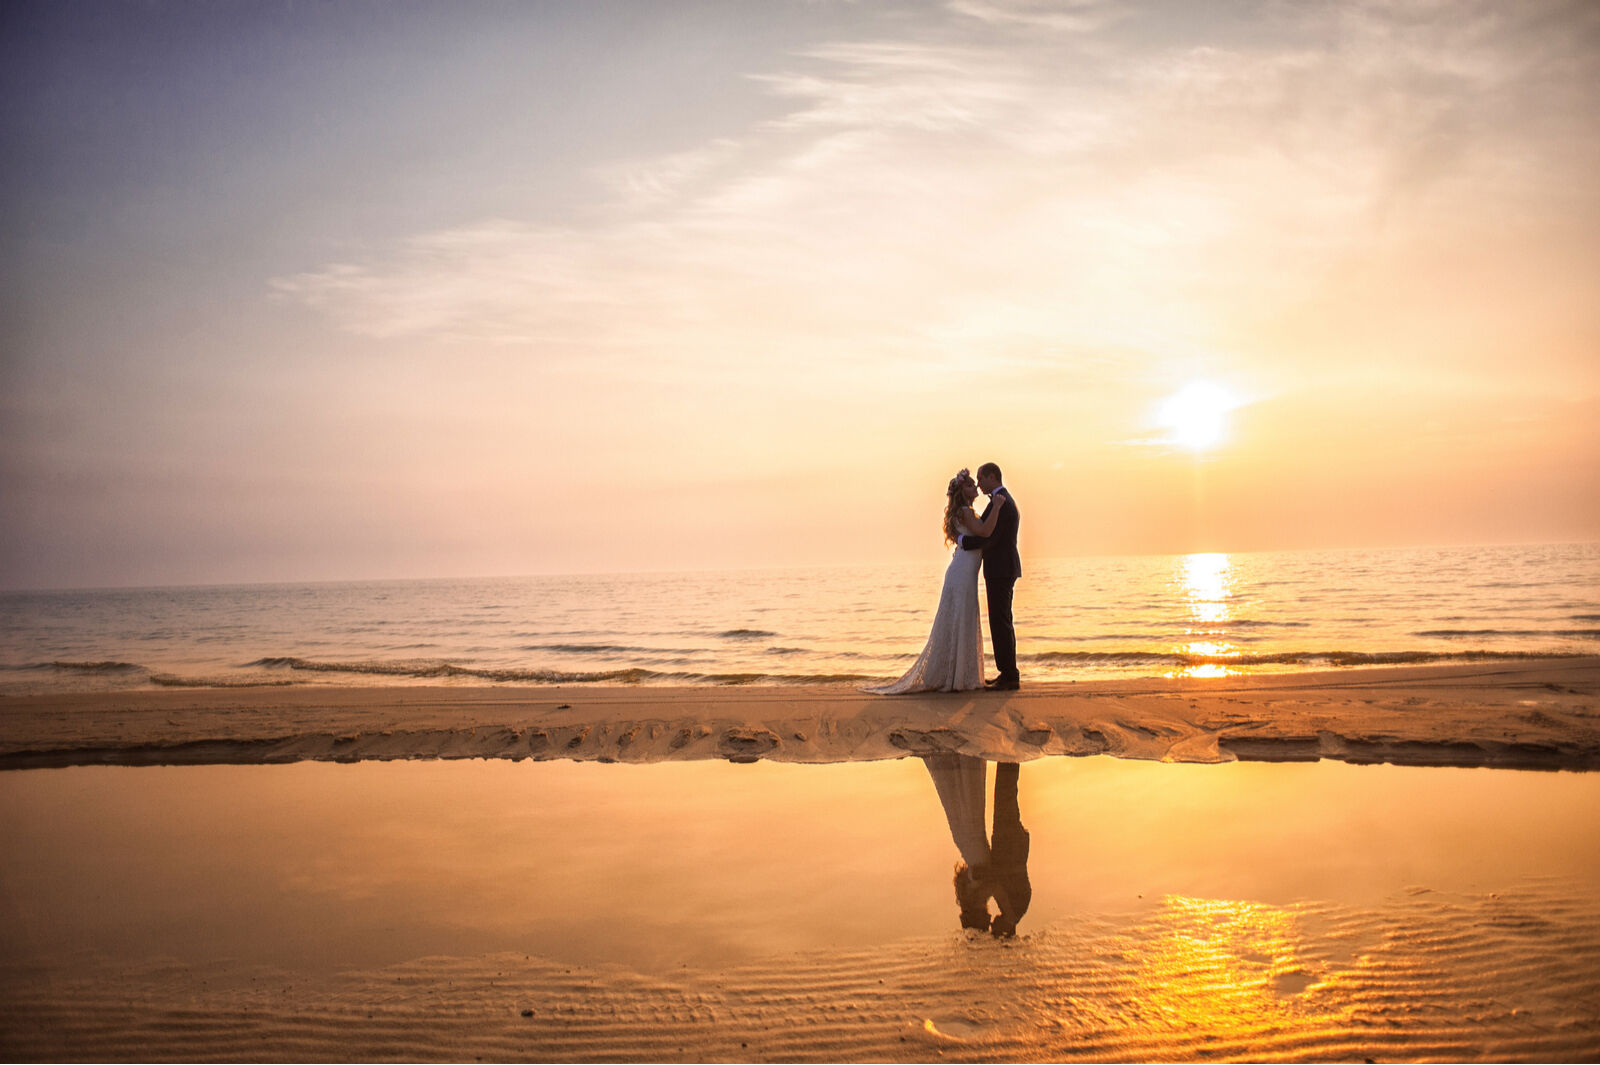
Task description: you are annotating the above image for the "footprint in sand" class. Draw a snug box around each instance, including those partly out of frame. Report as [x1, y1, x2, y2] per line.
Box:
[717, 726, 779, 762]
[888, 728, 968, 754]
[1272, 969, 1318, 996]
[917, 1017, 979, 1042]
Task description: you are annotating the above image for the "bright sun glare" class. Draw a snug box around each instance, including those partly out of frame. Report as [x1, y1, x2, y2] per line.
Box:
[1158, 381, 1240, 451]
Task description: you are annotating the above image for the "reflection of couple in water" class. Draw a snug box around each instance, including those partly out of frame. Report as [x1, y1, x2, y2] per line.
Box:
[923, 754, 1031, 936]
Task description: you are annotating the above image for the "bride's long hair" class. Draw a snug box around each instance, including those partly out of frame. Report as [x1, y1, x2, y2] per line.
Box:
[943, 469, 974, 545]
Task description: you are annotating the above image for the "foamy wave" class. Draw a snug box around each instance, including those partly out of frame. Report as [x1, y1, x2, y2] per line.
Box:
[248, 656, 869, 686]
[1208, 618, 1311, 629]
[1022, 648, 1591, 667]
[49, 660, 146, 673]
[518, 643, 676, 655]
[149, 673, 295, 689]
[1414, 627, 1600, 638]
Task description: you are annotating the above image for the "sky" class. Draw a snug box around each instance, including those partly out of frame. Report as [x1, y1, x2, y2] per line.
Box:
[3, 0, 1598, 590]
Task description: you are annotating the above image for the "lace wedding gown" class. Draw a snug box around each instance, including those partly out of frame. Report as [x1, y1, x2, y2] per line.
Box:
[864, 522, 985, 694]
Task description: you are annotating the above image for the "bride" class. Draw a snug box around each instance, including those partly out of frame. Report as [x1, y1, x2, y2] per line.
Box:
[864, 468, 1007, 694]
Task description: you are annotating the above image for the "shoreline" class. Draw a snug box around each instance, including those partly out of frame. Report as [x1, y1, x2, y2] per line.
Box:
[2, 656, 1595, 772]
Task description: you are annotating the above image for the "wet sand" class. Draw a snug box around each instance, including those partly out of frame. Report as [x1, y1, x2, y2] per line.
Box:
[3, 658, 1599, 1061]
[2, 657, 1596, 770]
[3, 756, 1598, 1062]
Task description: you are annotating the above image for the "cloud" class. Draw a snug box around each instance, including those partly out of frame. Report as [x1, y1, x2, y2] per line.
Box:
[752, 41, 1029, 132]
[272, 219, 646, 344]
[945, 0, 1117, 34]
[597, 138, 747, 211]
[271, 0, 1600, 400]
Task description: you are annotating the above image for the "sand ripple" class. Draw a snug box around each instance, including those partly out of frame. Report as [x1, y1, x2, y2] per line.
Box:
[5, 881, 1597, 1062]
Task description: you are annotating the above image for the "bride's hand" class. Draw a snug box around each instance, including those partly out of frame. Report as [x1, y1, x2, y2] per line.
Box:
[992, 492, 1007, 507]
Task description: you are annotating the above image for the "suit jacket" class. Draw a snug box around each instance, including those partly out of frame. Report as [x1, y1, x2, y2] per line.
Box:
[961, 487, 1021, 582]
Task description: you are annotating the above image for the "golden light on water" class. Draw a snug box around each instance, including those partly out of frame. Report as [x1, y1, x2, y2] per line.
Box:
[1180, 553, 1233, 623]
[1119, 896, 1336, 1036]
[1174, 646, 1234, 679]
[1169, 553, 1240, 678]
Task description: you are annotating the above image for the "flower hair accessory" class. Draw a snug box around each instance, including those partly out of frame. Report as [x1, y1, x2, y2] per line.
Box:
[947, 467, 974, 496]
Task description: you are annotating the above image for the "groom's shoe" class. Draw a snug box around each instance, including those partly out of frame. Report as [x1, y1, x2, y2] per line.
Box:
[985, 676, 1020, 691]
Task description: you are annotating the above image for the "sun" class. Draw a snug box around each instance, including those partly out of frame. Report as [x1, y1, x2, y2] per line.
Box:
[1157, 381, 1240, 451]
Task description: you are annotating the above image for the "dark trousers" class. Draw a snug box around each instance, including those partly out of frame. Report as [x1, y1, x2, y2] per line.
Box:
[986, 576, 1018, 681]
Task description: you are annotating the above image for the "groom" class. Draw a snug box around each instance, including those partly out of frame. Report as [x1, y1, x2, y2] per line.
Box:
[958, 462, 1021, 690]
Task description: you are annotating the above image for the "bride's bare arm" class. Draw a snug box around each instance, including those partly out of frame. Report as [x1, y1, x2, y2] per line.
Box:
[962, 497, 1006, 540]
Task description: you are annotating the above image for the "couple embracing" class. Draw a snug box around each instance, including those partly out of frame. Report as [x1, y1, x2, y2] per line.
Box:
[866, 462, 1021, 695]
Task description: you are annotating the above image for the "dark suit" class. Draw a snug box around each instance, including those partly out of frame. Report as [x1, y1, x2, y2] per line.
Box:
[961, 487, 1021, 683]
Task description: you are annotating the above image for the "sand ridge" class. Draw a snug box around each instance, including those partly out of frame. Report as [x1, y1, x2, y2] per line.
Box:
[1, 658, 1595, 772]
[5, 881, 1597, 1062]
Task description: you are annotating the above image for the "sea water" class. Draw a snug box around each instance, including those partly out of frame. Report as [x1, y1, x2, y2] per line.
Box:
[1, 542, 1595, 694]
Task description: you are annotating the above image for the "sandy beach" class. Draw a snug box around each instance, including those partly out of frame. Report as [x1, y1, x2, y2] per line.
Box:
[4, 658, 1599, 1062]
[3, 657, 1596, 771]
[8, 0, 1598, 1058]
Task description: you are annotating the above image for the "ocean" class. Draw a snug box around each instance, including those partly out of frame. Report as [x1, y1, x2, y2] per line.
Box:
[1, 542, 1595, 695]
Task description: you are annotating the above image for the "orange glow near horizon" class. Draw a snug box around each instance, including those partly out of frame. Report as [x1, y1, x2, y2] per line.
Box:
[1, 2, 1596, 591]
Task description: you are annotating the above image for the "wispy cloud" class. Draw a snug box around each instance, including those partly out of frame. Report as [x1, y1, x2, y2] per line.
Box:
[272, 0, 1600, 398]
[11, 0, 1600, 586]
[752, 41, 1028, 132]
[945, 0, 1117, 34]
[597, 138, 748, 211]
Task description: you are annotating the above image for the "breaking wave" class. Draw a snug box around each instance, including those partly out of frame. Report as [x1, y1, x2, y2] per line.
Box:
[1414, 628, 1600, 639]
[149, 673, 295, 688]
[247, 656, 869, 686]
[517, 643, 672, 655]
[49, 660, 145, 673]
[1021, 649, 1591, 668]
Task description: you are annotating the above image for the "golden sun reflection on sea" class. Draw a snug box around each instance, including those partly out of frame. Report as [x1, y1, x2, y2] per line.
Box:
[1167, 552, 1242, 678]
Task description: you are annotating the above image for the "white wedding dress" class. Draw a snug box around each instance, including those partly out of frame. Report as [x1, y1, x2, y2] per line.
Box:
[864, 520, 985, 694]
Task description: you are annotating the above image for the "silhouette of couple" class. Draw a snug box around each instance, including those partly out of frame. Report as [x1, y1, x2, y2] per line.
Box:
[865, 462, 1021, 694]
